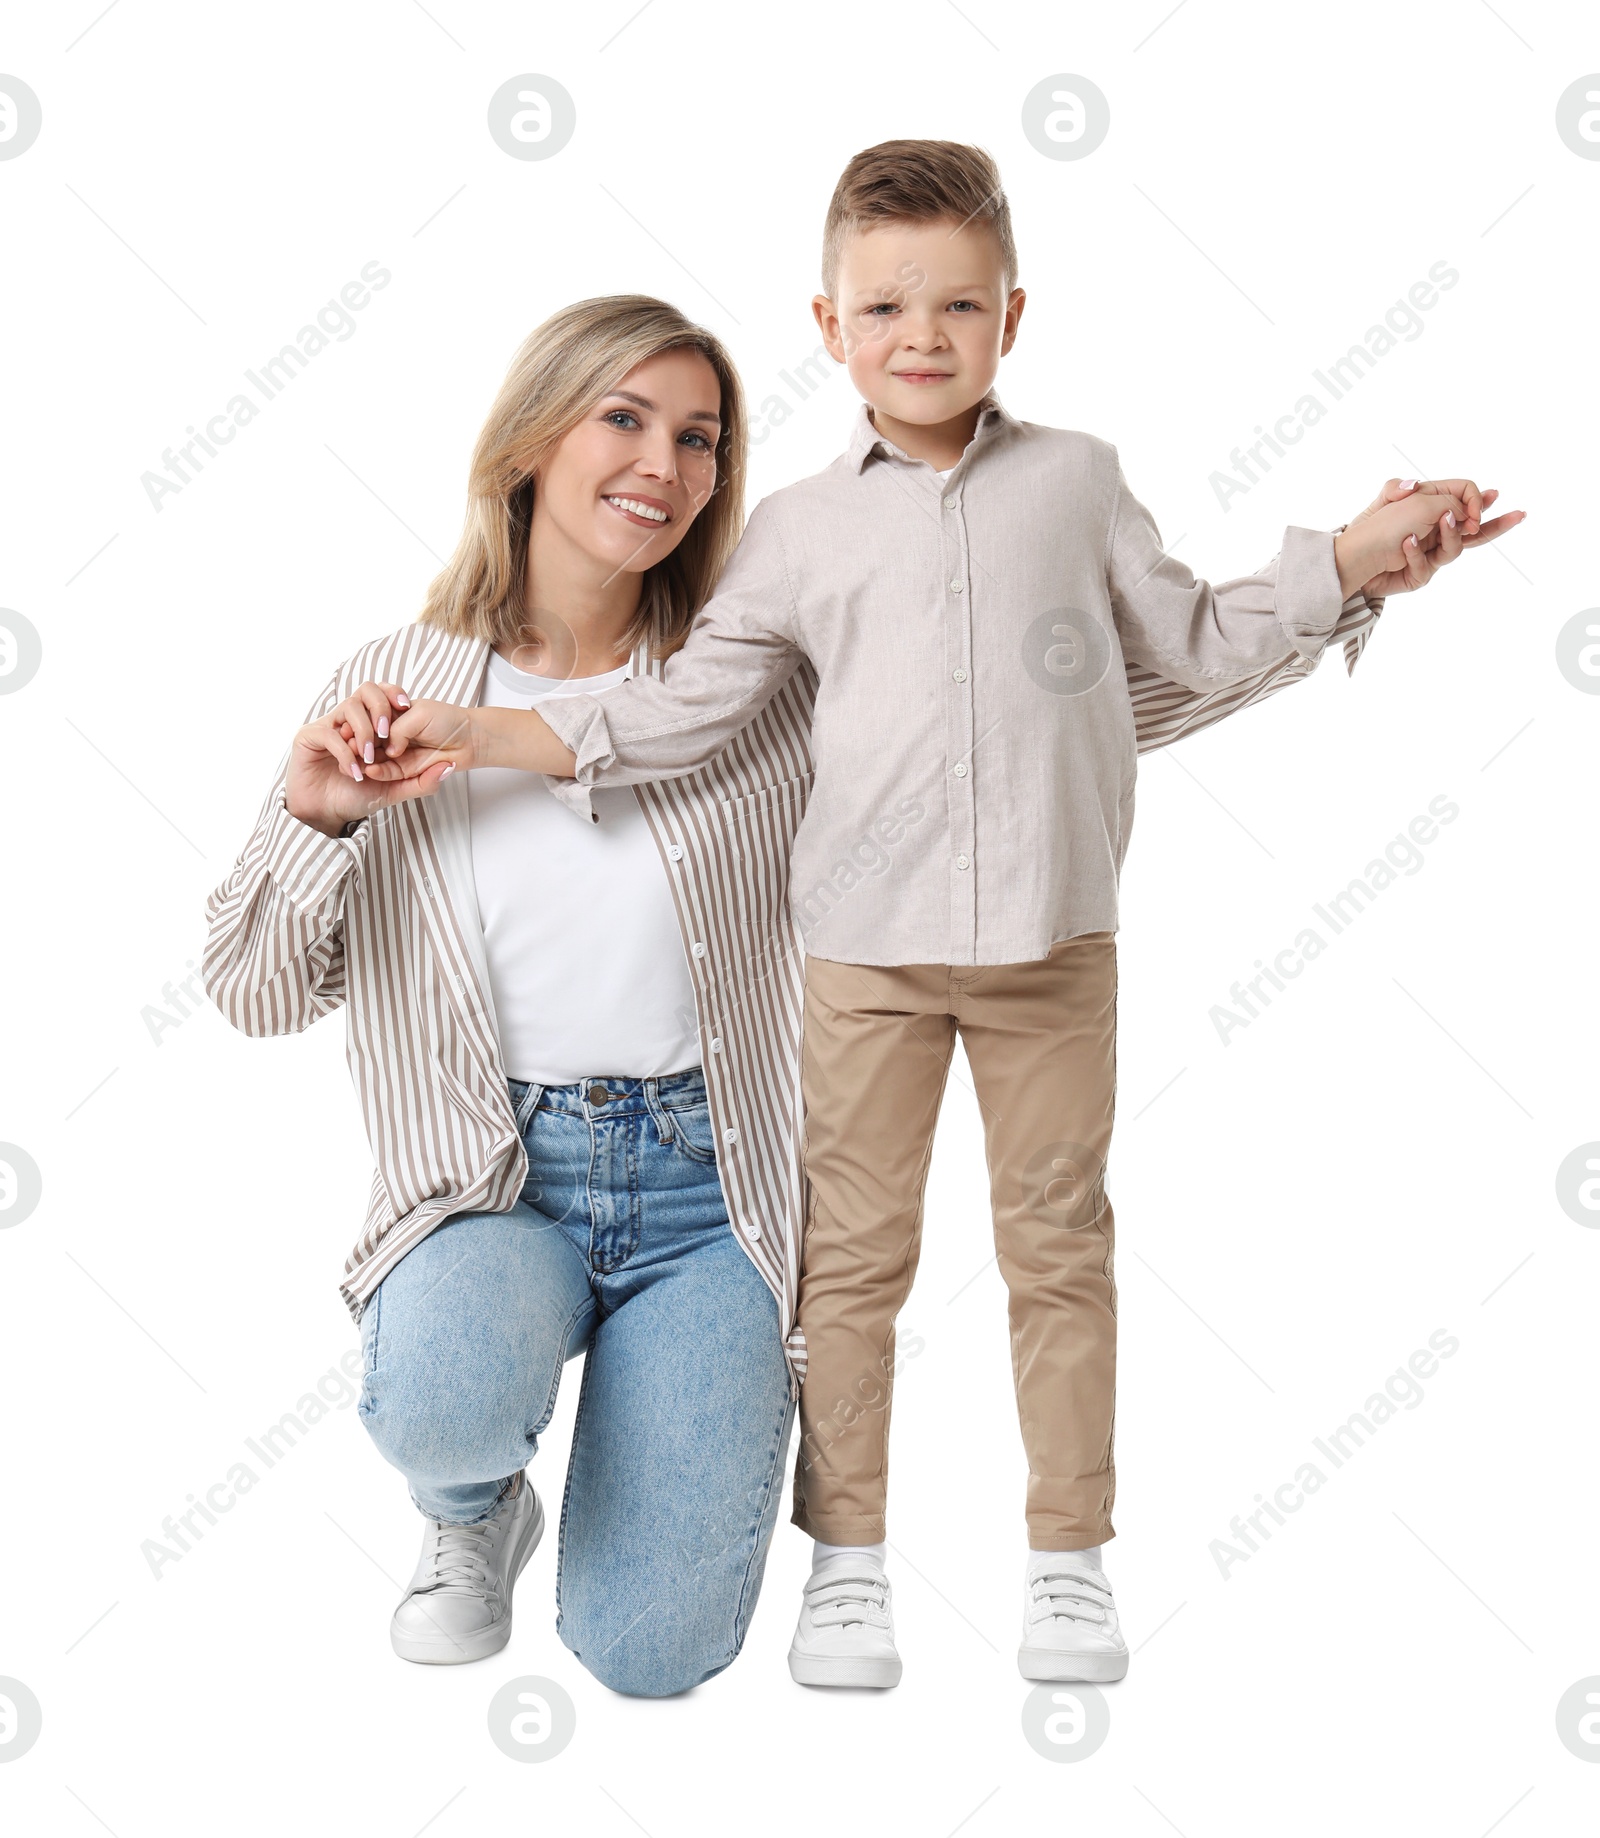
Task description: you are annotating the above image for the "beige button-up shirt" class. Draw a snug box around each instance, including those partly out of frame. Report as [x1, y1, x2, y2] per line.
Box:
[539, 397, 1379, 967]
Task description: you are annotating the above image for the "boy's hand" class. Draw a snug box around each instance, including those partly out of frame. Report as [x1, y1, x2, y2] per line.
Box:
[385, 698, 579, 778]
[1335, 476, 1525, 599]
[380, 699, 485, 774]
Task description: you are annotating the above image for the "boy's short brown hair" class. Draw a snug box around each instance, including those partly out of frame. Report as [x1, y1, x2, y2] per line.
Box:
[821, 139, 1017, 297]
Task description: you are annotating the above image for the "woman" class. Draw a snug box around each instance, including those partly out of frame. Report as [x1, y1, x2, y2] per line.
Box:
[205, 296, 818, 1696]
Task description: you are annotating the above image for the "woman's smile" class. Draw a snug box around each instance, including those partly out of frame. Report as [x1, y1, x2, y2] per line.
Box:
[602, 491, 673, 527]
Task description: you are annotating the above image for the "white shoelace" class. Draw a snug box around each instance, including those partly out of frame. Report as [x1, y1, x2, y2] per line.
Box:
[804, 1569, 891, 1630]
[417, 1518, 498, 1594]
[1028, 1565, 1113, 1628]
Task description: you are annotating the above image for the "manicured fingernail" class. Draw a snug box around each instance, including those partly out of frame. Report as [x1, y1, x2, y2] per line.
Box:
[396, 694, 411, 708]
[1398, 478, 1417, 490]
[441, 763, 455, 777]
[351, 763, 364, 780]
[363, 742, 375, 763]
[1405, 534, 1418, 549]
[377, 717, 389, 740]
[1444, 512, 1456, 528]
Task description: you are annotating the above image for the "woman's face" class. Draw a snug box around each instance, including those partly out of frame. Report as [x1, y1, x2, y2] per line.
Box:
[533, 347, 722, 578]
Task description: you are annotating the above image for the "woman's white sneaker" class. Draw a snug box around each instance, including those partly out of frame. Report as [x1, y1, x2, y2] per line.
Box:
[390, 1468, 544, 1665]
[788, 1556, 903, 1688]
[1018, 1553, 1129, 1682]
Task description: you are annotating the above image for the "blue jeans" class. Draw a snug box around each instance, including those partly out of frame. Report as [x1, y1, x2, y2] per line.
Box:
[356, 1065, 796, 1697]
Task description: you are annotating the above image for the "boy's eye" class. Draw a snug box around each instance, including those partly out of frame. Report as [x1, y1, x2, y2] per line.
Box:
[948, 300, 978, 313]
[865, 302, 899, 316]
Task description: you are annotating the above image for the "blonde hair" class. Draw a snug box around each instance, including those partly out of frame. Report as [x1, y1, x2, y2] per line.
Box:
[821, 139, 1017, 297]
[419, 295, 746, 660]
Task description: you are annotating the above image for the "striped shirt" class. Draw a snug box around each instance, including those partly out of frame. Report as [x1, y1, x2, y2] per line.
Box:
[205, 579, 1380, 1383]
[538, 397, 1386, 965]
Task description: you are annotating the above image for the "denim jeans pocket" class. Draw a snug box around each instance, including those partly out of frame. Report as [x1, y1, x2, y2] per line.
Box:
[664, 1099, 718, 1164]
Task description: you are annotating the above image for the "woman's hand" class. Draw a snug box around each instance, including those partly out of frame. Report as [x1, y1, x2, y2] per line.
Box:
[1334, 476, 1525, 600]
[284, 682, 455, 837]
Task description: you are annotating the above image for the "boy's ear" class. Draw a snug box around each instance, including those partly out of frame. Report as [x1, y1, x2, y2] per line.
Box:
[812, 293, 848, 364]
[1000, 286, 1027, 358]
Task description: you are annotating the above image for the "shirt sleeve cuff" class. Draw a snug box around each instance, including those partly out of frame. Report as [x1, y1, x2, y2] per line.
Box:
[535, 693, 616, 784]
[541, 776, 598, 823]
[263, 793, 371, 908]
[1274, 526, 1347, 663]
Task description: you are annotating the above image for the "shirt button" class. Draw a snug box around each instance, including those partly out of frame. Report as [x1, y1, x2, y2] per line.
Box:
[743, 1220, 762, 1241]
[949, 578, 965, 594]
[691, 941, 707, 958]
[956, 854, 971, 870]
[953, 762, 968, 779]
[709, 1037, 723, 1054]
[943, 496, 957, 511]
[953, 667, 968, 683]
[667, 844, 684, 861]
[722, 1126, 739, 1145]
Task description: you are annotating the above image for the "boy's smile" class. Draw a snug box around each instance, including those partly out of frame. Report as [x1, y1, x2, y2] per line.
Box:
[813, 219, 1026, 470]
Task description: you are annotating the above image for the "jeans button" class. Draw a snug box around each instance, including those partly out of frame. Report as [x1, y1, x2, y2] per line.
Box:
[588, 1082, 611, 1105]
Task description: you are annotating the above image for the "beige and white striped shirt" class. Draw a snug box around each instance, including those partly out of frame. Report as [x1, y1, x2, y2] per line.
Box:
[206, 586, 1380, 1380]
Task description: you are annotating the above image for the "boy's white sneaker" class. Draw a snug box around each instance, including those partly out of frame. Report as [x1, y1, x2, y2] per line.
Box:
[788, 1556, 902, 1688]
[1018, 1552, 1129, 1682]
[390, 1468, 544, 1665]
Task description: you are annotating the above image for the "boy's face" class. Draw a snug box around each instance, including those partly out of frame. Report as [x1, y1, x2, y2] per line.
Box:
[813, 219, 1025, 433]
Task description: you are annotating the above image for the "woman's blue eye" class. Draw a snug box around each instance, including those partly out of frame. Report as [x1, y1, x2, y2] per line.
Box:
[680, 430, 713, 451]
[604, 410, 640, 429]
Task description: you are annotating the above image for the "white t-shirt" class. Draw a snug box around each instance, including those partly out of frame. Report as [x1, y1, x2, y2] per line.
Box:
[467, 648, 701, 1084]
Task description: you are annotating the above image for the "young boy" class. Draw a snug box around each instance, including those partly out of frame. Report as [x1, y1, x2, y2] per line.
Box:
[382, 141, 1516, 1687]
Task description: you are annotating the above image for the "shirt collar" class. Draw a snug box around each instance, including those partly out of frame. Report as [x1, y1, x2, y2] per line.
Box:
[845, 391, 1016, 474]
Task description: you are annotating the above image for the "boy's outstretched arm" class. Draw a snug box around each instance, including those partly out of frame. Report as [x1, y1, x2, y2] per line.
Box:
[385, 500, 803, 798]
[1106, 460, 1496, 692]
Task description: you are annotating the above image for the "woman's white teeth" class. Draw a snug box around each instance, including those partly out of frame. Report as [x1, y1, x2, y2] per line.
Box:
[606, 496, 668, 522]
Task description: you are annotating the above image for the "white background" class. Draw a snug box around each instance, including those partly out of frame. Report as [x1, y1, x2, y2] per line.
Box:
[1, 1, 1596, 1830]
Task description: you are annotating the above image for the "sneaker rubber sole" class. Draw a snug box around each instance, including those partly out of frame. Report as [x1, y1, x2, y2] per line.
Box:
[1017, 1643, 1129, 1683]
[788, 1649, 903, 1689]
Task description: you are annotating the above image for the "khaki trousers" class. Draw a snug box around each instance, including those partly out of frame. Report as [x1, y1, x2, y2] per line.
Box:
[791, 934, 1119, 1550]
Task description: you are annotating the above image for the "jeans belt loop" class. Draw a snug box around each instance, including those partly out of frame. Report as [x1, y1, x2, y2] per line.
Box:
[642, 1076, 674, 1146]
[514, 1079, 546, 1135]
